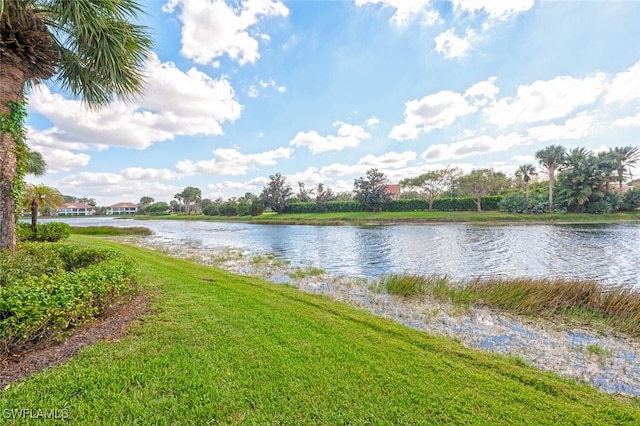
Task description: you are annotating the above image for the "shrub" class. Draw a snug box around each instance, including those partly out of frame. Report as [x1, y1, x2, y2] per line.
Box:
[499, 193, 548, 214]
[203, 204, 219, 216]
[18, 222, 71, 242]
[620, 189, 640, 211]
[499, 193, 528, 213]
[16, 222, 34, 242]
[0, 243, 138, 356]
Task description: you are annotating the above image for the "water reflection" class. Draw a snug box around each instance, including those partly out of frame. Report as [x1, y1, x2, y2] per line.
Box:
[40, 217, 640, 287]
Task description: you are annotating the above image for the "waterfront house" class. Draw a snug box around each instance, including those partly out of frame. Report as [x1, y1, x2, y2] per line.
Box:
[106, 202, 138, 215]
[57, 202, 95, 216]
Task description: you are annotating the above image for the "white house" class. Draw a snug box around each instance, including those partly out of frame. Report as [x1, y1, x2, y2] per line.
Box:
[57, 202, 95, 216]
[106, 202, 138, 215]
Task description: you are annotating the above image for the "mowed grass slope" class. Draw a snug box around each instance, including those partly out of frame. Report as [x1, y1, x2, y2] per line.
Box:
[1, 237, 639, 424]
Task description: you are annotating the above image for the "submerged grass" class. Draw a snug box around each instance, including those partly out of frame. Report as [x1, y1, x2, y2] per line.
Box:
[1, 237, 639, 424]
[70, 226, 152, 236]
[375, 274, 640, 337]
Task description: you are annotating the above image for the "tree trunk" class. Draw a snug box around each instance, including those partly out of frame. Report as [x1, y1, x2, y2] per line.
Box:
[31, 200, 38, 235]
[475, 197, 482, 212]
[548, 171, 554, 214]
[428, 198, 434, 212]
[0, 62, 26, 251]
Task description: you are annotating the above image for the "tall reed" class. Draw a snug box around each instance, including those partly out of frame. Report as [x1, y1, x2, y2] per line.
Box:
[374, 274, 640, 337]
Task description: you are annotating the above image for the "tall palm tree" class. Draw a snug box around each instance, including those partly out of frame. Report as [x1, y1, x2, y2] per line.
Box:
[535, 145, 566, 213]
[22, 183, 64, 235]
[515, 164, 537, 206]
[612, 146, 640, 191]
[0, 0, 152, 250]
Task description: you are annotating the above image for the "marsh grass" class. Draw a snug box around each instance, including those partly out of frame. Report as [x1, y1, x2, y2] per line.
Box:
[70, 226, 152, 236]
[585, 343, 613, 358]
[250, 254, 290, 267]
[371, 274, 449, 297]
[289, 266, 325, 279]
[375, 274, 640, 337]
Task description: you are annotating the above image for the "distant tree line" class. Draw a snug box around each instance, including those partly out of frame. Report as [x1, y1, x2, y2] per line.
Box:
[38, 144, 640, 219]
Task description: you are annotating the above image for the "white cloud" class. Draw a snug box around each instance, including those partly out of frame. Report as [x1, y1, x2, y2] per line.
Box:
[390, 90, 476, 140]
[614, 112, 640, 127]
[464, 77, 499, 106]
[250, 78, 287, 97]
[28, 54, 242, 150]
[512, 155, 536, 164]
[30, 147, 91, 173]
[434, 28, 476, 59]
[484, 74, 607, 126]
[527, 112, 596, 142]
[248, 85, 259, 98]
[121, 167, 180, 181]
[357, 151, 416, 169]
[606, 61, 640, 104]
[163, 0, 289, 65]
[421, 133, 527, 162]
[175, 147, 292, 175]
[290, 122, 371, 153]
[451, 0, 534, 21]
[355, 0, 439, 27]
[365, 116, 380, 128]
[285, 167, 326, 186]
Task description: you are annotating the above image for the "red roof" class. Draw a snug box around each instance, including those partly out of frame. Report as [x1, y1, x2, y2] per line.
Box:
[110, 202, 137, 208]
[386, 184, 401, 196]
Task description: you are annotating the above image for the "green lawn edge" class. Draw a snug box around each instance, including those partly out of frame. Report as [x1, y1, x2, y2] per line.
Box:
[129, 210, 640, 226]
[1, 236, 639, 424]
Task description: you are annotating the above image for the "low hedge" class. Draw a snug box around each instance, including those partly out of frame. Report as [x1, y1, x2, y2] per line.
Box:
[0, 243, 139, 356]
[285, 196, 504, 214]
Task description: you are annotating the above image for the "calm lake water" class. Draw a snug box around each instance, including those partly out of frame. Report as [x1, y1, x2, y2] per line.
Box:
[42, 217, 640, 287]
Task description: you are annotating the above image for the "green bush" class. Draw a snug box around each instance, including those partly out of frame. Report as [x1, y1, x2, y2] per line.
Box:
[0, 243, 138, 356]
[17, 222, 71, 242]
[620, 189, 640, 211]
[37, 222, 71, 242]
[16, 222, 34, 241]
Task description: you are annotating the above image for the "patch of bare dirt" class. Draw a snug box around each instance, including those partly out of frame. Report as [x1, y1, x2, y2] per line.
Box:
[0, 293, 150, 389]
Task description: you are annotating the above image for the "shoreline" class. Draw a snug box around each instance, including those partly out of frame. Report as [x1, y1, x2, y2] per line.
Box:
[125, 210, 640, 227]
[117, 234, 640, 398]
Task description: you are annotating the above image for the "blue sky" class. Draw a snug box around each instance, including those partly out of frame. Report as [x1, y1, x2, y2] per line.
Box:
[25, 0, 640, 206]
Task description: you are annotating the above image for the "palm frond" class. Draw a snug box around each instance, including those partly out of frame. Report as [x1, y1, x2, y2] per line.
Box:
[42, 0, 153, 107]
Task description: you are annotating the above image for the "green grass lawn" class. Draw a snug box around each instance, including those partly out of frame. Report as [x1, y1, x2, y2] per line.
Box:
[131, 210, 640, 226]
[1, 236, 639, 424]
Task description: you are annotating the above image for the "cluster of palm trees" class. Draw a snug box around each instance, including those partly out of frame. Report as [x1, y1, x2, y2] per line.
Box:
[174, 186, 203, 214]
[531, 145, 640, 213]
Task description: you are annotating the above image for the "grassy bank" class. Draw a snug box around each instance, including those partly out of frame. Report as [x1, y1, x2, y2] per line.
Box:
[129, 210, 640, 226]
[1, 237, 639, 424]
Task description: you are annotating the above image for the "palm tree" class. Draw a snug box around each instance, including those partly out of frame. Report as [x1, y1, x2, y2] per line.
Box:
[515, 164, 537, 207]
[612, 146, 640, 191]
[535, 145, 566, 213]
[139, 196, 154, 207]
[22, 183, 64, 235]
[0, 0, 152, 250]
[26, 151, 47, 176]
